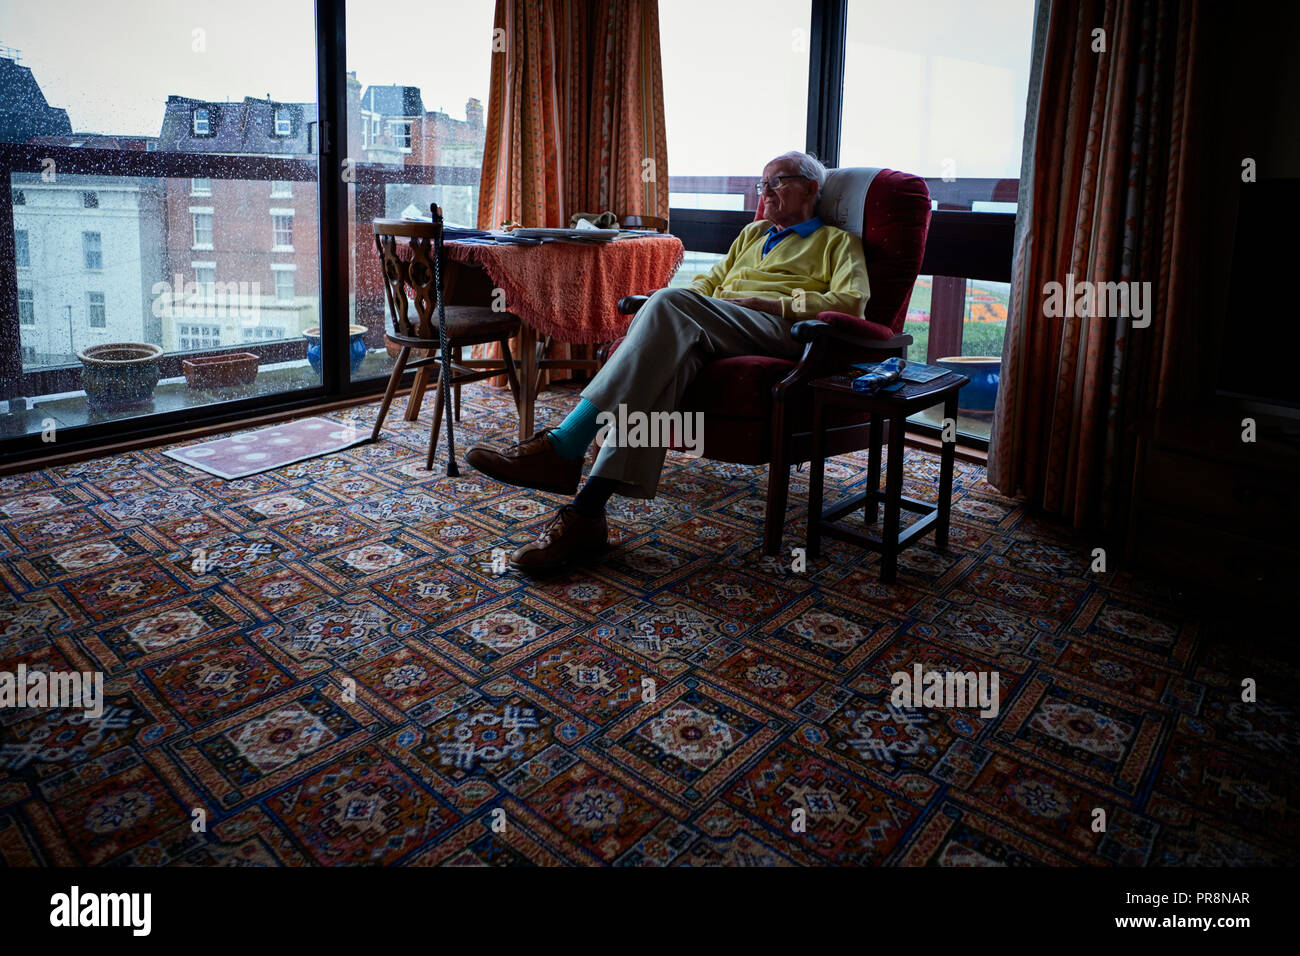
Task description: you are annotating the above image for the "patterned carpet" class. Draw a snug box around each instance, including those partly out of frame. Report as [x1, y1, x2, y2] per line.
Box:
[0, 381, 1296, 866]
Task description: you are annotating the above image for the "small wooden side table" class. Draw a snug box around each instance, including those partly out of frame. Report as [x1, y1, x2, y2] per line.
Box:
[806, 370, 969, 582]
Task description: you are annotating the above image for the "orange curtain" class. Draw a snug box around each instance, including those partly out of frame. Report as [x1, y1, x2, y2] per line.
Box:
[478, 0, 669, 230]
[474, 0, 670, 391]
[987, 0, 1211, 533]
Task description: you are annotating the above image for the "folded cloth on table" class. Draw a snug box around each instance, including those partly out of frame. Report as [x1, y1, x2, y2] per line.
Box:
[569, 211, 620, 229]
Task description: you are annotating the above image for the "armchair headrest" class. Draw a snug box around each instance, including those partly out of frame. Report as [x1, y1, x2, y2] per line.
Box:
[816, 167, 882, 237]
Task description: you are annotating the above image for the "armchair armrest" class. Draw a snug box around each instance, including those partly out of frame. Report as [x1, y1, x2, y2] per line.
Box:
[791, 314, 913, 352]
[617, 294, 656, 315]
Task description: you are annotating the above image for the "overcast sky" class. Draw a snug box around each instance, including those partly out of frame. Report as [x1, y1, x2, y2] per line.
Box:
[1, 0, 1034, 178]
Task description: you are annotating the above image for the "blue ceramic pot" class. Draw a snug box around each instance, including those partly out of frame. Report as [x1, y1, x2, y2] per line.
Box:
[304, 325, 368, 375]
[935, 356, 1001, 412]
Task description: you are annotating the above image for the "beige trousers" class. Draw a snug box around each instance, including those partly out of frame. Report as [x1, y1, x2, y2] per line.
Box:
[580, 287, 804, 498]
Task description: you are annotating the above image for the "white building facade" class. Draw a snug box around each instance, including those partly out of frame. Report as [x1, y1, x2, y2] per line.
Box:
[13, 173, 164, 369]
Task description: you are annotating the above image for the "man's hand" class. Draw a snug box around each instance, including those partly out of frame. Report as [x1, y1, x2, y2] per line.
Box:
[728, 296, 783, 316]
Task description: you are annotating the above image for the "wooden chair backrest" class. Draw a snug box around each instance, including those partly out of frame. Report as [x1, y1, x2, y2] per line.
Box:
[620, 213, 668, 233]
[372, 218, 440, 341]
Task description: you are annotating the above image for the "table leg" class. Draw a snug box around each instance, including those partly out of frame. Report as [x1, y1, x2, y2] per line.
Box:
[865, 413, 883, 525]
[936, 392, 957, 550]
[807, 392, 827, 559]
[517, 324, 538, 441]
[406, 363, 430, 422]
[881, 413, 905, 583]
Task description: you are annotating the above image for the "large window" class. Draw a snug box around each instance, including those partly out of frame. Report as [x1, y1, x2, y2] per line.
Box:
[659, 0, 812, 210]
[345, 1, 497, 384]
[1, 0, 322, 445]
[840, 0, 1033, 207]
[1, 0, 1023, 460]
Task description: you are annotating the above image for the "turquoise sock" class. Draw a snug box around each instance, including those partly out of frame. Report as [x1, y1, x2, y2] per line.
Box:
[547, 398, 603, 460]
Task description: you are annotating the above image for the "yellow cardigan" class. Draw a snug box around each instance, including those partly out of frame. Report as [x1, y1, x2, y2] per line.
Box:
[688, 219, 871, 320]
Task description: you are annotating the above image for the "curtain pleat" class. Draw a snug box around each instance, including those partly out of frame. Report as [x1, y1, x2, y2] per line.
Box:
[473, 0, 669, 391]
[477, 0, 669, 229]
[987, 0, 1209, 534]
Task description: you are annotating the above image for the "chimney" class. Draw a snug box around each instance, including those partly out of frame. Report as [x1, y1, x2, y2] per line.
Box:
[466, 97, 483, 128]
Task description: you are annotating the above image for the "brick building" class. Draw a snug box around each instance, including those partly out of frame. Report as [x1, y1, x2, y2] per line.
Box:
[154, 95, 322, 350]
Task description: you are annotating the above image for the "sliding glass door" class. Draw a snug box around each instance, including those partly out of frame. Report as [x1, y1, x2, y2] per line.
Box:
[0, 0, 322, 443]
[343, 1, 496, 385]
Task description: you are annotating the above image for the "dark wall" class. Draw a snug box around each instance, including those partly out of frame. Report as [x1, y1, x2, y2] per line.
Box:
[1200, 0, 1300, 393]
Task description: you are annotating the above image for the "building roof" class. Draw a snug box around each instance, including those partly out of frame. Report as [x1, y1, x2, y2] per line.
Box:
[0, 55, 72, 143]
[157, 95, 318, 154]
[360, 85, 425, 117]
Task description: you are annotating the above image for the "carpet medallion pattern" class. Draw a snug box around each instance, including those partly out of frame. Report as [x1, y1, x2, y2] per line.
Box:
[0, 382, 1295, 866]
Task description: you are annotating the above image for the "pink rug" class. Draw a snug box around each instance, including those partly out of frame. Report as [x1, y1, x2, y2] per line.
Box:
[163, 416, 366, 479]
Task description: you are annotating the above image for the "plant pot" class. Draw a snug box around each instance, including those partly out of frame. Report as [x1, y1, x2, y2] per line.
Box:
[934, 356, 1001, 413]
[182, 352, 260, 389]
[304, 324, 368, 375]
[78, 342, 164, 409]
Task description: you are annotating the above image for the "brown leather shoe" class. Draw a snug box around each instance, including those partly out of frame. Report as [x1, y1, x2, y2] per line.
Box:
[510, 505, 609, 572]
[465, 428, 582, 495]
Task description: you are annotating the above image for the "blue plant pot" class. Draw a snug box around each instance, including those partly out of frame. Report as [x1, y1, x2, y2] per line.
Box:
[304, 325, 368, 376]
[935, 356, 1001, 413]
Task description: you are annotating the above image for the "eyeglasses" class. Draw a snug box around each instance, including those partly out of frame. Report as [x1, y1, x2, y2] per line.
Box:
[755, 174, 811, 195]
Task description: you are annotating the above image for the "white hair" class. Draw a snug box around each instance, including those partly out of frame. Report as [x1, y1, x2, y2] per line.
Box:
[771, 150, 828, 188]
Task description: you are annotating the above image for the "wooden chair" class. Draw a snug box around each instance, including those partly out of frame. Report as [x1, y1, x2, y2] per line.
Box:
[371, 212, 523, 470]
[620, 213, 669, 233]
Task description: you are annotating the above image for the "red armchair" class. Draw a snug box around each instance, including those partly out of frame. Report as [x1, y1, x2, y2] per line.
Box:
[610, 167, 932, 554]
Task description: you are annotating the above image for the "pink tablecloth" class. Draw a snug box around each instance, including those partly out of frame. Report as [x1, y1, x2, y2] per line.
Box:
[445, 236, 684, 344]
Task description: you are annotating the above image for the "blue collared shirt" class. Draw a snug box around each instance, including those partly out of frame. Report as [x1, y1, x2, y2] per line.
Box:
[762, 216, 824, 257]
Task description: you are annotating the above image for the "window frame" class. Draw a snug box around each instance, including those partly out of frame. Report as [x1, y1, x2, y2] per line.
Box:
[14, 229, 28, 268]
[190, 208, 214, 250]
[87, 291, 106, 328]
[82, 230, 103, 271]
[389, 119, 413, 151]
[270, 209, 295, 251]
[271, 263, 297, 302]
[274, 107, 292, 137]
[192, 107, 211, 136]
[17, 287, 34, 326]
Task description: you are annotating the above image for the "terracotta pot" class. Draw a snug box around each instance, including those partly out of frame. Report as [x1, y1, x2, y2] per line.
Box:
[77, 342, 164, 408]
[182, 352, 260, 388]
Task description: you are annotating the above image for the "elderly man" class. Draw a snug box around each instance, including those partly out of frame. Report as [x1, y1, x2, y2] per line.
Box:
[467, 150, 871, 571]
